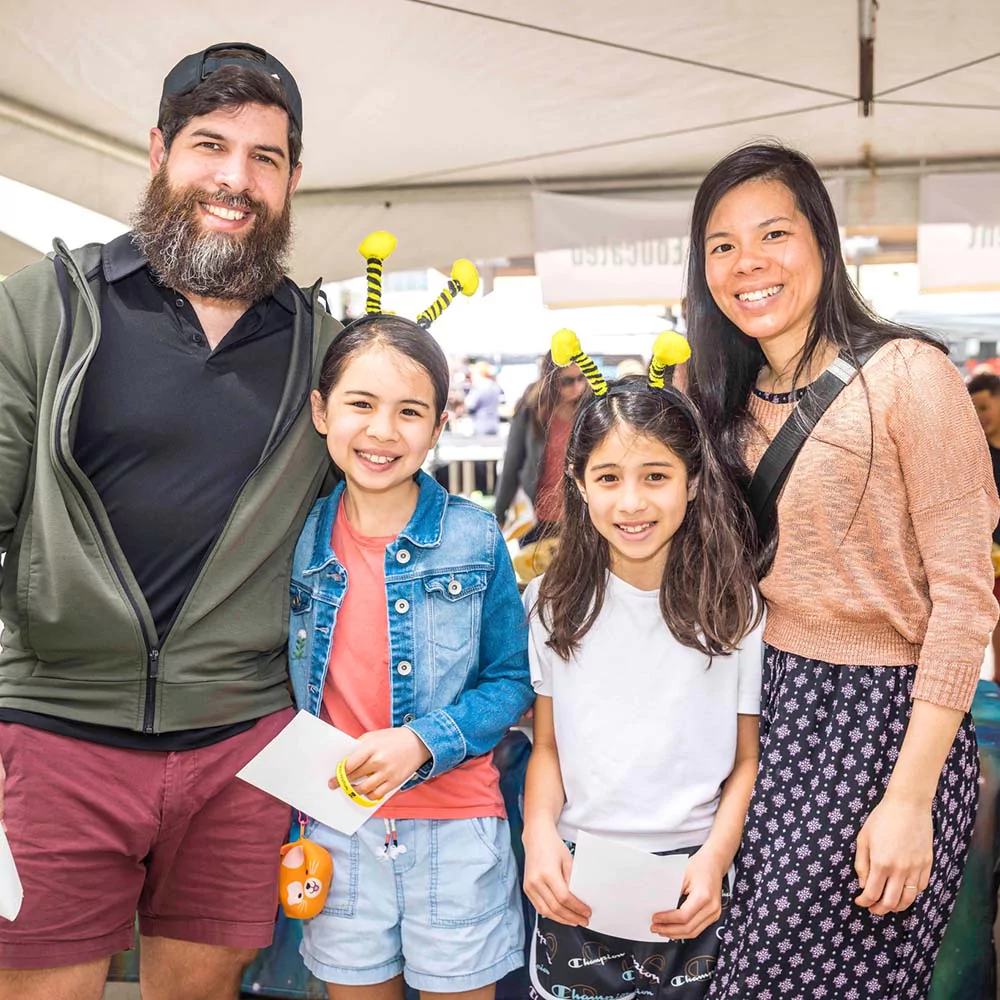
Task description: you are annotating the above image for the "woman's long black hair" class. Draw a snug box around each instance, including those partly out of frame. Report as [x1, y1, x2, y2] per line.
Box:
[534, 379, 761, 660]
[686, 145, 942, 480]
[684, 142, 944, 563]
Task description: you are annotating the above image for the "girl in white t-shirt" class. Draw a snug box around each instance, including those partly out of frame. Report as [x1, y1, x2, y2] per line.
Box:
[522, 332, 764, 1000]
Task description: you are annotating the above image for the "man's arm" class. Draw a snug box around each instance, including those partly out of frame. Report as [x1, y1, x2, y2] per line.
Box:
[0, 277, 39, 576]
[0, 275, 41, 828]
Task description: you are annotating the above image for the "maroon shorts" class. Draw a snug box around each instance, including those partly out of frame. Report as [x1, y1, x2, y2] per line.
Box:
[0, 708, 294, 969]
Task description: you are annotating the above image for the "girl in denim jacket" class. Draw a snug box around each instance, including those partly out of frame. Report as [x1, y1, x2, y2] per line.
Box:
[288, 313, 534, 1000]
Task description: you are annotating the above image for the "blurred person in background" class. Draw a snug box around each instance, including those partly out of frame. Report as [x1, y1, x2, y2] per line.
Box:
[464, 360, 504, 436]
[615, 357, 645, 379]
[494, 352, 589, 540]
[969, 371, 1000, 682]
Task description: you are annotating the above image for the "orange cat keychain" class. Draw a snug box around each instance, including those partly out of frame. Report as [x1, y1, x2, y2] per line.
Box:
[278, 812, 333, 919]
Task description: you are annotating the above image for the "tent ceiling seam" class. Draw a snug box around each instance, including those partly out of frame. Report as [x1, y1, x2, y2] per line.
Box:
[359, 100, 856, 188]
[404, 0, 857, 102]
[874, 50, 1000, 98]
[879, 99, 1000, 112]
[294, 157, 1000, 199]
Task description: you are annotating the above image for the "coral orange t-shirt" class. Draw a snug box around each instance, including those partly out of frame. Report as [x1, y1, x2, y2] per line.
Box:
[321, 508, 504, 819]
[534, 414, 572, 523]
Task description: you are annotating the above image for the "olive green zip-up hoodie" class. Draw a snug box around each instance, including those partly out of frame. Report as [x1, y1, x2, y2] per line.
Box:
[0, 239, 340, 733]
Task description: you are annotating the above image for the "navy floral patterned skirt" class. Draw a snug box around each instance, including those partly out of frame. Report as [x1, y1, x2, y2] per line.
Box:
[708, 646, 979, 1000]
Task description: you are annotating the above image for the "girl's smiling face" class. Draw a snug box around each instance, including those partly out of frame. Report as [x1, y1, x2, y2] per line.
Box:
[310, 345, 446, 498]
[704, 178, 824, 355]
[578, 423, 695, 590]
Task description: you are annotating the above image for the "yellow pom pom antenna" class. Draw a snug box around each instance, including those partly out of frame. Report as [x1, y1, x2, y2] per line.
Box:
[358, 231, 397, 314]
[648, 331, 691, 389]
[550, 328, 607, 397]
[416, 259, 480, 329]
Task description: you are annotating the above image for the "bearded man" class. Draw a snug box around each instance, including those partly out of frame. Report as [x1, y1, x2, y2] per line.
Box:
[0, 43, 340, 999]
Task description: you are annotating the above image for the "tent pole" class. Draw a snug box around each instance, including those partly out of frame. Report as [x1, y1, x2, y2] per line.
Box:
[859, 0, 878, 116]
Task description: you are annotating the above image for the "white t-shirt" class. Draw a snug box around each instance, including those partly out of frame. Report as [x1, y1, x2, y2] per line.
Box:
[524, 572, 764, 853]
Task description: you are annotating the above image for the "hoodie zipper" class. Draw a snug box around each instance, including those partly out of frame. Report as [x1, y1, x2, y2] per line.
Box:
[51, 249, 161, 730]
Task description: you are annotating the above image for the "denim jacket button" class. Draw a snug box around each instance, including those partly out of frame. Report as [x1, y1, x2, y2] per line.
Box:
[402, 713, 415, 723]
[397, 660, 413, 676]
[395, 599, 410, 614]
[395, 549, 411, 564]
[447, 580, 463, 596]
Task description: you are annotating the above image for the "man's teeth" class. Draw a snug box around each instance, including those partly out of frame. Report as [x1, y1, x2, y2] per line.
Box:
[359, 452, 396, 465]
[737, 285, 782, 302]
[204, 204, 248, 221]
[618, 523, 653, 534]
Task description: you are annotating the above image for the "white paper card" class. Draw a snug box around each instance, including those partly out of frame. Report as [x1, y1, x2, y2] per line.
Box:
[236, 710, 397, 835]
[569, 831, 688, 943]
[0, 824, 23, 921]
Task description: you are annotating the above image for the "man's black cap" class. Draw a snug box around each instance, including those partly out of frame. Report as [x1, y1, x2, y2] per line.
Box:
[159, 42, 303, 133]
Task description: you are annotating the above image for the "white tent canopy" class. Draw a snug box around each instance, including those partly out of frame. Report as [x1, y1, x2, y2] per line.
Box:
[2, 1, 999, 280]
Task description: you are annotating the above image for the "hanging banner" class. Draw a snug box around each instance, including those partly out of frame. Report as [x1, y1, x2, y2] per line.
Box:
[532, 191, 693, 307]
[533, 240, 690, 307]
[918, 173, 1000, 293]
[532, 181, 847, 308]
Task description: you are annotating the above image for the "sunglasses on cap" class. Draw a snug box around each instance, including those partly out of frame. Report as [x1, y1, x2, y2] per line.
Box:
[159, 42, 303, 133]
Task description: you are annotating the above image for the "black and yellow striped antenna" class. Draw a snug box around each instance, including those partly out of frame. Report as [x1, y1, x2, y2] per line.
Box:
[358, 231, 397, 314]
[551, 328, 607, 397]
[416, 259, 480, 328]
[647, 331, 691, 388]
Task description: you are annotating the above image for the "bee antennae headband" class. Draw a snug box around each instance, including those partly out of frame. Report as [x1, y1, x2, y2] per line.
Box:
[353, 231, 479, 329]
[416, 259, 480, 328]
[550, 329, 691, 395]
[648, 331, 691, 388]
[357, 231, 397, 314]
[551, 329, 607, 396]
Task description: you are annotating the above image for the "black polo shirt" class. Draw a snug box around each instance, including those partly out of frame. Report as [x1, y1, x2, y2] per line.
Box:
[0, 234, 304, 750]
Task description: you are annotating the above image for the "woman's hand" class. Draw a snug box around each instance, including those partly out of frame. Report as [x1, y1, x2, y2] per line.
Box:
[332, 727, 432, 802]
[854, 792, 933, 915]
[523, 827, 591, 927]
[650, 847, 726, 939]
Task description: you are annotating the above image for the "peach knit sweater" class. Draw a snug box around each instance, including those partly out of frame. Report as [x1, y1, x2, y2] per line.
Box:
[744, 339, 999, 712]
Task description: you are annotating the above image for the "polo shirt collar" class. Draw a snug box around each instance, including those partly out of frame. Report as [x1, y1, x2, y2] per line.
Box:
[102, 232, 146, 284]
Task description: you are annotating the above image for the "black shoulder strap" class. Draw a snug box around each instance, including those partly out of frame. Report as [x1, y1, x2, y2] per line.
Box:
[747, 345, 879, 541]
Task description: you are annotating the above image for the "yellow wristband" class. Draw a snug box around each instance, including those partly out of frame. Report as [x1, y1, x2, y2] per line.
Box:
[335, 758, 382, 808]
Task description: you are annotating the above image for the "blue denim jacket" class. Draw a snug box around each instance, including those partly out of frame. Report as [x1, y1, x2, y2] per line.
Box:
[288, 471, 533, 788]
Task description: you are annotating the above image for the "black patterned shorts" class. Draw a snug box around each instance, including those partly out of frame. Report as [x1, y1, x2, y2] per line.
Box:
[529, 844, 730, 1000]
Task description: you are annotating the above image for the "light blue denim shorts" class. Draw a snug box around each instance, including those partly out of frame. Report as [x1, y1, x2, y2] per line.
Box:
[300, 815, 525, 991]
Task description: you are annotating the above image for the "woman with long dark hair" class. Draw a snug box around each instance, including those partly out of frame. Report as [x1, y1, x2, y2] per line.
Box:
[686, 142, 998, 999]
[494, 352, 589, 538]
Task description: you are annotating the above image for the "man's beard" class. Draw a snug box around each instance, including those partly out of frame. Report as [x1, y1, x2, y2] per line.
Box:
[131, 167, 293, 302]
